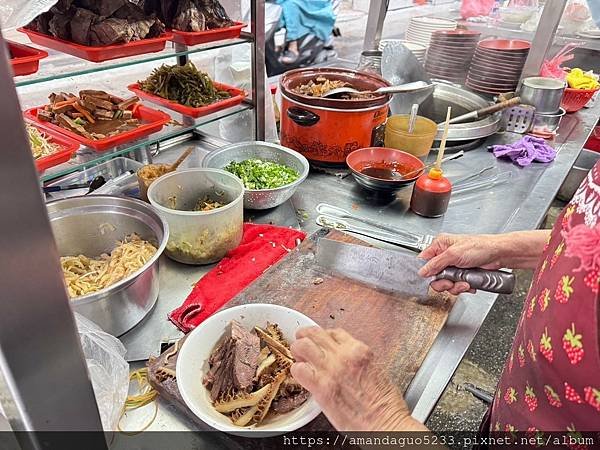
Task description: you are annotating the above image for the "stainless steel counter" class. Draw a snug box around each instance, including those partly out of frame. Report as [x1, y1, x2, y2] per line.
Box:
[118, 102, 598, 433]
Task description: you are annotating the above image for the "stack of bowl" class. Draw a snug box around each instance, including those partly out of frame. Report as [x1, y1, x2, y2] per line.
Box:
[466, 39, 531, 95]
[405, 16, 457, 47]
[519, 76, 566, 137]
[379, 39, 427, 63]
[425, 30, 481, 83]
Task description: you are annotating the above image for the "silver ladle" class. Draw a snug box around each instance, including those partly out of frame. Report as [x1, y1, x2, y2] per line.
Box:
[322, 81, 432, 98]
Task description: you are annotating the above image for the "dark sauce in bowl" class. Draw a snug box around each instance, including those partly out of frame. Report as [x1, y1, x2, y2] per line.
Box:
[358, 161, 415, 180]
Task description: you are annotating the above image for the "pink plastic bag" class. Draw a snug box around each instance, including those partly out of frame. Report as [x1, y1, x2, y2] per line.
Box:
[461, 0, 495, 18]
[540, 44, 580, 80]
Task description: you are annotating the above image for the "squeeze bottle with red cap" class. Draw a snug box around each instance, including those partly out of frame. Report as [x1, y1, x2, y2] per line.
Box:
[410, 167, 452, 218]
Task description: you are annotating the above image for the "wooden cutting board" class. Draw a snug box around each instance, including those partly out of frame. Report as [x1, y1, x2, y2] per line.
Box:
[227, 229, 454, 398]
[149, 229, 454, 434]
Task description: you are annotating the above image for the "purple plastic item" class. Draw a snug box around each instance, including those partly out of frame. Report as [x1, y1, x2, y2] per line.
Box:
[490, 136, 557, 167]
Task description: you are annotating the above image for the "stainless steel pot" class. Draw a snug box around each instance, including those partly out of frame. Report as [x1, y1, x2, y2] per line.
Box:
[46, 196, 169, 336]
[519, 77, 566, 114]
[531, 108, 566, 134]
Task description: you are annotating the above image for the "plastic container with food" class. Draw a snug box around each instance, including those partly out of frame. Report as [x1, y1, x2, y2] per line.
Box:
[147, 168, 244, 265]
[384, 115, 437, 160]
[137, 164, 172, 202]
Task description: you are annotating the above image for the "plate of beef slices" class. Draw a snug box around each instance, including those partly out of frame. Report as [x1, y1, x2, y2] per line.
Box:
[176, 304, 321, 436]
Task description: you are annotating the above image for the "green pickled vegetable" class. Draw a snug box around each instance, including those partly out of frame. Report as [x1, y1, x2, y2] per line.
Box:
[224, 159, 299, 190]
[138, 62, 231, 108]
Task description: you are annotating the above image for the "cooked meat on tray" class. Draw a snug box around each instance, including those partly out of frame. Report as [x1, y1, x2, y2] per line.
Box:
[203, 321, 310, 427]
[158, 0, 234, 32]
[26, 0, 165, 46]
[36, 90, 142, 140]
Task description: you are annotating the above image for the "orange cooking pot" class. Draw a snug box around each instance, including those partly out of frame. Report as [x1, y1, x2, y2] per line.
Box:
[280, 68, 391, 165]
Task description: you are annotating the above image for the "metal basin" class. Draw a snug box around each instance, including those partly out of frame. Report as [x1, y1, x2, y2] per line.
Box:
[202, 141, 310, 210]
[46, 196, 169, 336]
[420, 82, 501, 141]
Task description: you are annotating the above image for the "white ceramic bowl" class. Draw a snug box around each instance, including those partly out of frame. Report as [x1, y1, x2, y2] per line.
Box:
[176, 304, 321, 436]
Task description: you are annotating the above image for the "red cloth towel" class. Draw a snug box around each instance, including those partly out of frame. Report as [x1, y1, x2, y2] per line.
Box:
[168, 223, 306, 333]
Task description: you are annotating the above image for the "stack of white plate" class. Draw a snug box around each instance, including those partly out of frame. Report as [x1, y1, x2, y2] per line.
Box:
[379, 39, 427, 63]
[405, 16, 457, 47]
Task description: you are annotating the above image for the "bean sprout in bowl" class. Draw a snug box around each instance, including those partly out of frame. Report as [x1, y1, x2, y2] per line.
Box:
[176, 304, 321, 436]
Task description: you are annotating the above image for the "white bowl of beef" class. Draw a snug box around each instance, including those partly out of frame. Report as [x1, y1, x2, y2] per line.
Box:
[176, 304, 322, 436]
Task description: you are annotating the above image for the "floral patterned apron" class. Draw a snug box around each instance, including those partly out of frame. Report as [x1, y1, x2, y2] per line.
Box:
[489, 161, 600, 437]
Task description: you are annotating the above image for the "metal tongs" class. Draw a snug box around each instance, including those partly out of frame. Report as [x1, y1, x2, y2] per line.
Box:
[316, 203, 435, 252]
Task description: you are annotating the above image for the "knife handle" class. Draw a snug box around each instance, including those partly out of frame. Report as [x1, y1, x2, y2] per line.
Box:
[435, 267, 516, 294]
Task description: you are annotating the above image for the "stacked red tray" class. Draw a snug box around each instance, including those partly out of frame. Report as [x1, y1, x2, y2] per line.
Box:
[9, 41, 47, 76]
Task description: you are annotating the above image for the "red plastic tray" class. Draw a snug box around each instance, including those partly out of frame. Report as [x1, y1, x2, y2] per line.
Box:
[18, 28, 173, 63]
[26, 124, 80, 173]
[9, 41, 48, 76]
[128, 82, 245, 118]
[24, 105, 171, 151]
[170, 22, 245, 46]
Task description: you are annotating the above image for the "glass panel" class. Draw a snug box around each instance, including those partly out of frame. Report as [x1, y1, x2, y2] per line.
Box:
[12, 37, 250, 88]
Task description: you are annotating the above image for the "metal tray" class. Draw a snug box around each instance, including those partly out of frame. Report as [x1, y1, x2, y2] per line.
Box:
[421, 81, 502, 141]
[45, 157, 143, 201]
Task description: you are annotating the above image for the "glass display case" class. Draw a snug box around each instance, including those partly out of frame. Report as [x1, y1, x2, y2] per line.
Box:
[3, 1, 266, 183]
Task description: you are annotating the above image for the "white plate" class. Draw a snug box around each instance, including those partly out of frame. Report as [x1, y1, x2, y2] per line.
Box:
[176, 304, 321, 437]
[410, 16, 457, 27]
[379, 39, 427, 53]
[408, 23, 456, 32]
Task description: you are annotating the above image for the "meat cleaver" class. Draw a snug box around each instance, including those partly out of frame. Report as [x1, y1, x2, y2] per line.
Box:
[315, 238, 515, 296]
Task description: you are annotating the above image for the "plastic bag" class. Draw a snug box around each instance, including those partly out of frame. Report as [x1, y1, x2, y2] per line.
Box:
[0, 0, 56, 29]
[460, 0, 495, 19]
[540, 44, 580, 80]
[75, 313, 129, 431]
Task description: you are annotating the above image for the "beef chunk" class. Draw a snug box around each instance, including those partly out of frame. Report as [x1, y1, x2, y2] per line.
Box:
[128, 19, 155, 41]
[230, 321, 260, 390]
[173, 0, 206, 32]
[113, 3, 146, 21]
[79, 0, 126, 17]
[51, 103, 75, 114]
[202, 321, 260, 401]
[48, 13, 71, 40]
[57, 114, 93, 139]
[81, 95, 115, 111]
[90, 18, 133, 45]
[52, 0, 75, 13]
[147, 18, 166, 38]
[37, 109, 54, 122]
[80, 90, 111, 100]
[271, 390, 310, 414]
[199, 0, 234, 29]
[70, 8, 97, 45]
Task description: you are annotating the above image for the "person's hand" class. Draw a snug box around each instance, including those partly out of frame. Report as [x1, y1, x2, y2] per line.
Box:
[290, 327, 427, 432]
[418, 233, 504, 295]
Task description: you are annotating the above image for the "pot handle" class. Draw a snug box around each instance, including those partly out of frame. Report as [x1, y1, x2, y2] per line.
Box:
[287, 107, 320, 127]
